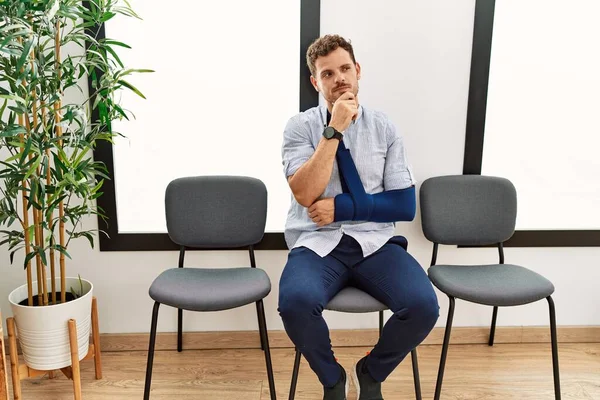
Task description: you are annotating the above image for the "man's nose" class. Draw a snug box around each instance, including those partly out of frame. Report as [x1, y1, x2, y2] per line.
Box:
[334, 73, 346, 84]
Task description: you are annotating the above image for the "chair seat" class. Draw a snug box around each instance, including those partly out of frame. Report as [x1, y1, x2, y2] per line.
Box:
[326, 287, 387, 313]
[149, 267, 271, 311]
[428, 264, 554, 306]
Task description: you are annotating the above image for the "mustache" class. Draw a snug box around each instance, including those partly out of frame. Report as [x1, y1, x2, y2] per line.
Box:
[334, 85, 351, 91]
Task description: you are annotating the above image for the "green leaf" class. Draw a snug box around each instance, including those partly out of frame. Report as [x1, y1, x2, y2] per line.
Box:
[0, 99, 8, 116]
[16, 38, 34, 74]
[0, 94, 26, 105]
[52, 152, 66, 180]
[29, 180, 38, 209]
[118, 68, 154, 76]
[100, 12, 117, 22]
[0, 125, 26, 138]
[10, 248, 21, 265]
[110, 102, 128, 120]
[19, 136, 32, 165]
[46, 0, 59, 20]
[52, 246, 71, 260]
[24, 154, 42, 180]
[76, 231, 94, 249]
[117, 79, 146, 99]
[102, 39, 131, 49]
[104, 44, 124, 68]
[91, 179, 104, 194]
[65, 173, 77, 186]
[38, 246, 47, 266]
[24, 251, 37, 269]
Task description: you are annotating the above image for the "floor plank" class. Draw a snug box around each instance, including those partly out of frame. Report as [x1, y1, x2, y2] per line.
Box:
[7, 343, 599, 400]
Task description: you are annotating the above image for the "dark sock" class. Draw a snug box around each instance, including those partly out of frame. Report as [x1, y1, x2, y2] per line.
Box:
[337, 363, 344, 383]
[361, 355, 370, 375]
[326, 363, 344, 388]
[361, 355, 380, 382]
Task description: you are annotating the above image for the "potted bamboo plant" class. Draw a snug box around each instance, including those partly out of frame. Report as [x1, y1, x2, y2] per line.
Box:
[0, 0, 149, 371]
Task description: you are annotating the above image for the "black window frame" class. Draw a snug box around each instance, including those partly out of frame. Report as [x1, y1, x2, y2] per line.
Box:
[463, 0, 600, 247]
[89, 0, 320, 251]
[92, 0, 598, 251]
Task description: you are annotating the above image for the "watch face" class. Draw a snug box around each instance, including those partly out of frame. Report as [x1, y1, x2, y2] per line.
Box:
[324, 126, 334, 139]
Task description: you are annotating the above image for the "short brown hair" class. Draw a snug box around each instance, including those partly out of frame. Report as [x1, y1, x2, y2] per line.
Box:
[306, 34, 356, 77]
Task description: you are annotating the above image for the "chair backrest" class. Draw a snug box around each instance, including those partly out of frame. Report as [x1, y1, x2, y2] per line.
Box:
[419, 175, 517, 246]
[165, 176, 267, 248]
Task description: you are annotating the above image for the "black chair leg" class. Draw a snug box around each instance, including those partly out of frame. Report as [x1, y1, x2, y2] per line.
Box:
[289, 348, 302, 400]
[410, 348, 422, 400]
[379, 310, 384, 337]
[177, 308, 183, 352]
[256, 300, 277, 400]
[547, 296, 561, 400]
[434, 296, 455, 400]
[144, 301, 161, 400]
[488, 306, 498, 346]
[256, 302, 266, 351]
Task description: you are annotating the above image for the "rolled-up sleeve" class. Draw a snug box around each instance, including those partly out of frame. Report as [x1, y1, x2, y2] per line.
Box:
[383, 121, 416, 190]
[282, 116, 315, 178]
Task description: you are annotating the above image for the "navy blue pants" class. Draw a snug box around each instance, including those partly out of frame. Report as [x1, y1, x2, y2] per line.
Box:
[278, 234, 439, 387]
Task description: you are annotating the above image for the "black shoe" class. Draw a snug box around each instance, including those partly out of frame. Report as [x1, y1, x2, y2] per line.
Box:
[323, 363, 349, 400]
[351, 355, 383, 400]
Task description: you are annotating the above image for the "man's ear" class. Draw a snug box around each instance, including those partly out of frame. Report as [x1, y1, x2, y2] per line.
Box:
[310, 75, 319, 92]
[356, 62, 361, 80]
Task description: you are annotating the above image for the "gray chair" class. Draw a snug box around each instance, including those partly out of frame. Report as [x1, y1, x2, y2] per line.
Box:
[420, 175, 560, 400]
[288, 236, 422, 400]
[143, 176, 276, 400]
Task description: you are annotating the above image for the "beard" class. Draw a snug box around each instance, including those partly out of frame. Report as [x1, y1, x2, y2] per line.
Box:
[327, 83, 359, 104]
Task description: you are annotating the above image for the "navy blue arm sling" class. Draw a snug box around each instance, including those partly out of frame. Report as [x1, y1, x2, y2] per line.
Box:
[326, 111, 415, 223]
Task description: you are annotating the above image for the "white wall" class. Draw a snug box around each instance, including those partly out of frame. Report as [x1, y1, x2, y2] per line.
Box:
[2, 0, 600, 335]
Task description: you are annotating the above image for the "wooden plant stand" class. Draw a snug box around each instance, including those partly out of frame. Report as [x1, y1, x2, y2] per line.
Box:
[5, 297, 102, 400]
[1, 311, 9, 400]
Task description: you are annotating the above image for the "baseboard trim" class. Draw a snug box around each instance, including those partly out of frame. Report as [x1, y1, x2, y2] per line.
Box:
[98, 326, 599, 353]
[5, 326, 599, 355]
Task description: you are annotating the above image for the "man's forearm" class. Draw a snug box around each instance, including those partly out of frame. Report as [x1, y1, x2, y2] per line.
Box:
[334, 186, 416, 222]
[289, 138, 339, 207]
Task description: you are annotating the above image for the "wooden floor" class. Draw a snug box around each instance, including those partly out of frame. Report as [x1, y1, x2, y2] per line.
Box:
[8, 343, 600, 400]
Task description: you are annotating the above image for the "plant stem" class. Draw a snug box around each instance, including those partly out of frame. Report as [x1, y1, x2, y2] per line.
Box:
[28, 27, 48, 307]
[54, 18, 66, 303]
[15, 31, 35, 306]
[18, 113, 33, 307]
[22, 114, 43, 306]
[41, 100, 57, 305]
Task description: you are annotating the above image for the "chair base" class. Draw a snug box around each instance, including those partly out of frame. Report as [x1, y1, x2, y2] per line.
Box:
[433, 295, 561, 400]
[288, 347, 422, 400]
[144, 300, 276, 400]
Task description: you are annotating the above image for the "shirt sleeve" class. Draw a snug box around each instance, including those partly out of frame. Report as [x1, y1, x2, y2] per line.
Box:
[281, 115, 314, 178]
[383, 120, 416, 190]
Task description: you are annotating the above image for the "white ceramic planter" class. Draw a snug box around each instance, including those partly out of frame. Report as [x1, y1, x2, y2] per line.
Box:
[8, 277, 93, 371]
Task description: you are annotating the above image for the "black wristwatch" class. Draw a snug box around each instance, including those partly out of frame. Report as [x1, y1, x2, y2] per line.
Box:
[323, 126, 343, 141]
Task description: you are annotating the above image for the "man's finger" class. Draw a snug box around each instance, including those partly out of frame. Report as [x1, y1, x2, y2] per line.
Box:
[339, 91, 354, 101]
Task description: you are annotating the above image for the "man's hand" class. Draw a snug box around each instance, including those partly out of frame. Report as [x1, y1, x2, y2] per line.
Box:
[329, 91, 358, 133]
[308, 198, 335, 227]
